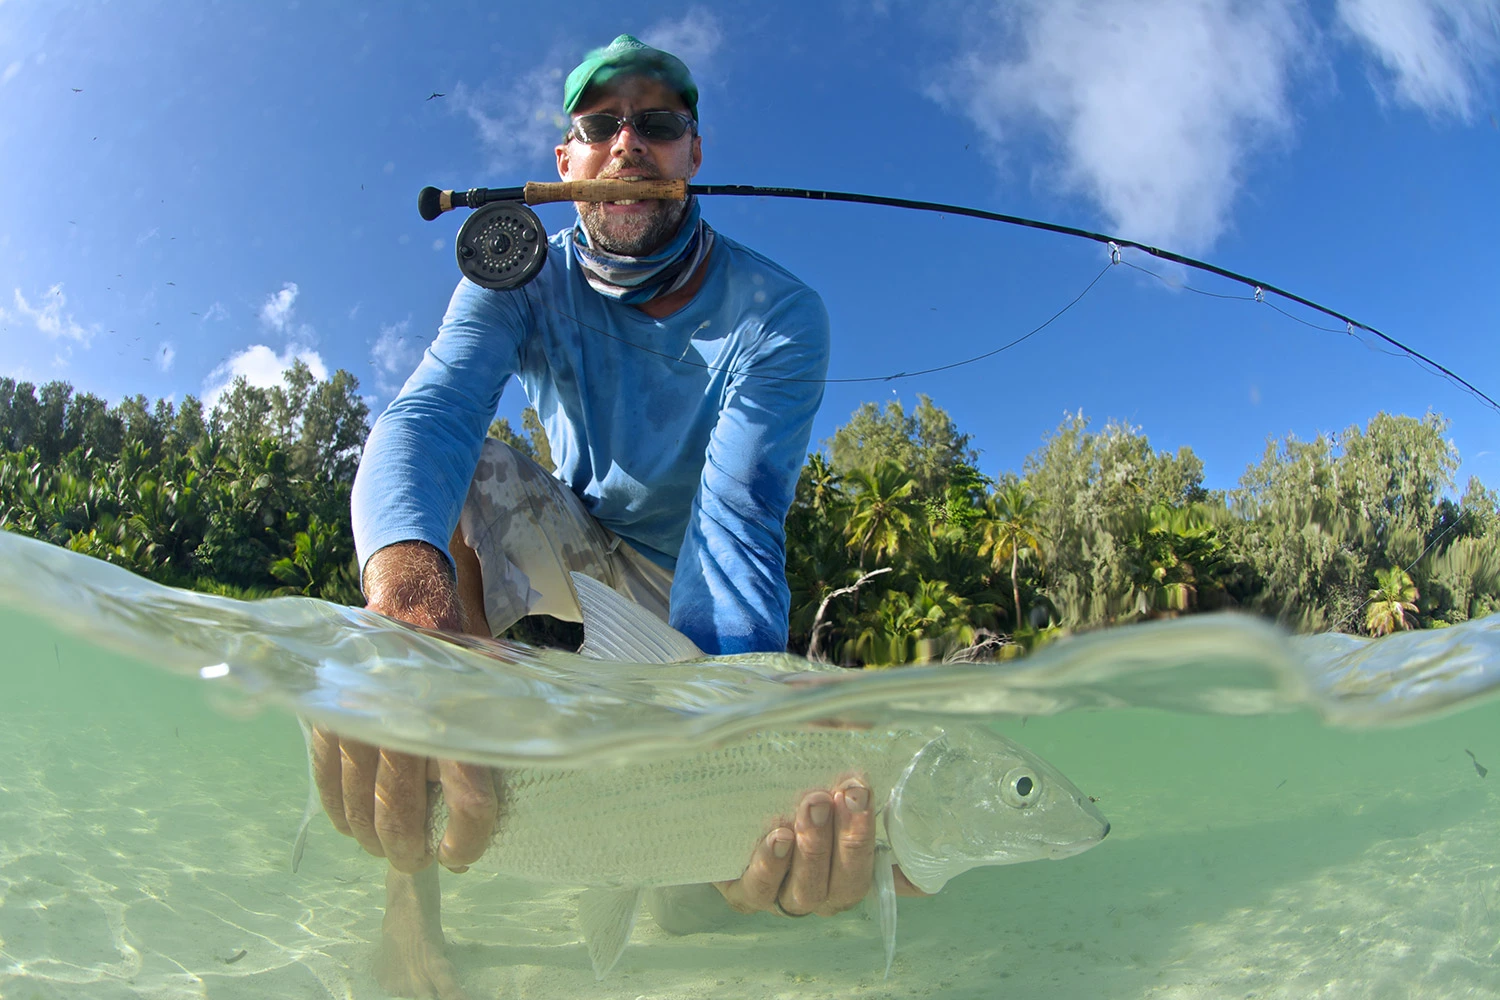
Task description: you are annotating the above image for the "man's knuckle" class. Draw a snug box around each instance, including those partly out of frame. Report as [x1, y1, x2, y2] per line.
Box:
[443, 787, 495, 819]
[373, 815, 420, 841]
[838, 830, 874, 852]
[797, 841, 832, 865]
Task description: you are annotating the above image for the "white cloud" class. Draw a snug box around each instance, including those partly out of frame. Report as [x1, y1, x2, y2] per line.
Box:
[135, 226, 159, 246]
[157, 341, 175, 373]
[260, 282, 299, 333]
[201, 344, 328, 411]
[457, 62, 570, 175]
[1337, 0, 1500, 119]
[202, 301, 229, 323]
[370, 318, 424, 396]
[642, 9, 725, 81]
[4, 284, 96, 346]
[2, 61, 20, 86]
[932, 0, 1311, 253]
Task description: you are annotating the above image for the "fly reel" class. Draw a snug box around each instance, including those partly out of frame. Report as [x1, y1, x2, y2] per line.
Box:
[455, 201, 548, 291]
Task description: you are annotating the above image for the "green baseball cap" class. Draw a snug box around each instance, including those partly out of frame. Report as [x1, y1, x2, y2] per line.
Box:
[564, 34, 699, 121]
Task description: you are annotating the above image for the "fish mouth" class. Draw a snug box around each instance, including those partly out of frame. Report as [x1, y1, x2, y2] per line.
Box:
[1047, 820, 1110, 859]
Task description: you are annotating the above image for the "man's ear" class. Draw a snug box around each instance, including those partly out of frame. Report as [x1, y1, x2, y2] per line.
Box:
[556, 141, 571, 180]
[689, 134, 702, 178]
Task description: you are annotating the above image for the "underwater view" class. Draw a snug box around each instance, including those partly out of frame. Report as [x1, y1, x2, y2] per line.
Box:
[2, 531, 1498, 999]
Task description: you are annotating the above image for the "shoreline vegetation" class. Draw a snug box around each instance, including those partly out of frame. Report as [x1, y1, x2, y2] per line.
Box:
[2, 366, 1496, 667]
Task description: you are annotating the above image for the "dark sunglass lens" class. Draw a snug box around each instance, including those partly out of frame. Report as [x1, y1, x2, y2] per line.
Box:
[637, 112, 690, 140]
[574, 114, 620, 143]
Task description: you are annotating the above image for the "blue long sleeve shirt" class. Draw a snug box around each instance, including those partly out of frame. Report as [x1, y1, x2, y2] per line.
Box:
[351, 225, 830, 654]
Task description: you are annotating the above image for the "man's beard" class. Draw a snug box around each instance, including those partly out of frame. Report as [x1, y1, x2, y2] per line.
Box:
[579, 193, 689, 256]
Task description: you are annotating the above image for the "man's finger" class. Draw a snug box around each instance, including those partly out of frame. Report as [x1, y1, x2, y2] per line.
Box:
[714, 827, 793, 914]
[435, 760, 501, 871]
[338, 736, 384, 857]
[780, 791, 834, 916]
[374, 748, 432, 872]
[310, 727, 350, 836]
[823, 781, 876, 913]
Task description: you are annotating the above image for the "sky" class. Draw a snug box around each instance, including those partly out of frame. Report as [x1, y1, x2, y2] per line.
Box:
[1, 0, 1497, 494]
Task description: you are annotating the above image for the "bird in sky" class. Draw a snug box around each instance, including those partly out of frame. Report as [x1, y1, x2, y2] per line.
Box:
[71, 88, 82, 93]
[427, 92, 445, 101]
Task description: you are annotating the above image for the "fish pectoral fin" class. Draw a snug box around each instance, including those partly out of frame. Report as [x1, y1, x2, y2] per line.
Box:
[874, 845, 898, 979]
[577, 887, 645, 980]
[292, 716, 319, 874]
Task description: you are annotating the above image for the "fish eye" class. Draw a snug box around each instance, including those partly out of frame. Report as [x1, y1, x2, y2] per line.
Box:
[1001, 767, 1040, 808]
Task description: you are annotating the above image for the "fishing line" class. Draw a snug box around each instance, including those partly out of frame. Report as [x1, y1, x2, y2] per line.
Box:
[1328, 511, 1471, 635]
[418, 179, 1499, 414]
[520, 260, 1113, 385]
[1126, 259, 1441, 365]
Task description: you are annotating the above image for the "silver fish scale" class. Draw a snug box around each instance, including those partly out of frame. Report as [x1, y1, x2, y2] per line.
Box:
[479, 728, 933, 888]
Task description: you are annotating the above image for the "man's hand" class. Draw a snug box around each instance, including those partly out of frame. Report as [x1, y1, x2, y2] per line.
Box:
[311, 539, 501, 873]
[714, 780, 929, 917]
[309, 730, 499, 873]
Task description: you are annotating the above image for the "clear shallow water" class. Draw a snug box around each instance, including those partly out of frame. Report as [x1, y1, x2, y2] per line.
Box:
[1, 529, 1498, 998]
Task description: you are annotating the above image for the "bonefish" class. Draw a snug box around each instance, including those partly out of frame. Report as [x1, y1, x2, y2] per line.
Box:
[296, 573, 1109, 979]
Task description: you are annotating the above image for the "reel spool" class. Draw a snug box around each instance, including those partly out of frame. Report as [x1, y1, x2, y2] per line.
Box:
[455, 201, 547, 290]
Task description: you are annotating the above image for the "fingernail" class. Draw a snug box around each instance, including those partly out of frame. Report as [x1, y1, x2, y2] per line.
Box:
[844, 785, 869, 813]
[810, 802, 831, 827]
[770, 830, 792, 859]
[438, 843, 469, 873]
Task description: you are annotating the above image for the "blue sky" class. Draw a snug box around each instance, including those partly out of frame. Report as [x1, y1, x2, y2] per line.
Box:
[1, 0, 1496, 493]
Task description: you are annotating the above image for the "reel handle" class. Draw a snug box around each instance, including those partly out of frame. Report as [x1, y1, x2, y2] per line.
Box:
[522, 178, 688, 204]
[419, 179, 690, 220]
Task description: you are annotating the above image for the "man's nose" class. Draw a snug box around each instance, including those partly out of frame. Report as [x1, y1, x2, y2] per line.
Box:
[610, 121, 649, 157]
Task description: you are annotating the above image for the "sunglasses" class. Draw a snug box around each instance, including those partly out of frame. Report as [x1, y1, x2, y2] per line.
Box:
[568, 111, 697, 145]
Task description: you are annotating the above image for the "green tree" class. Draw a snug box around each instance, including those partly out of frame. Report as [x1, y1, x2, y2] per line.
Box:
[1366, 567, 1419, 636]
[844, 461, 917, 569]
[1023, 412, 1208, 626]
[828, 395, 976, 498]
[977, 481, 1048, 629]
[487, 406, 554, 473]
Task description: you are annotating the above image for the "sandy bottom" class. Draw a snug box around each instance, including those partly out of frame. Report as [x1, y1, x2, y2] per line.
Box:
[2, 624, 1498, 999]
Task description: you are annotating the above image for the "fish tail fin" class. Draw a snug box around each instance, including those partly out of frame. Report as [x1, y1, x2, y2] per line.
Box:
[578, 886, 645, 980]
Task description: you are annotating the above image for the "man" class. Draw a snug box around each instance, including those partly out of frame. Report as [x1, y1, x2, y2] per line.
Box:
[314, 35, 916, 998]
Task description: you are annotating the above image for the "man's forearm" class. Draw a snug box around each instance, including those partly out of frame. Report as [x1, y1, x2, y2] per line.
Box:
[362, 541, 465, 632]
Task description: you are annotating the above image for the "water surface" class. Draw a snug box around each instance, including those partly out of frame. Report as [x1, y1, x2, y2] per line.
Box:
[1, 531, 1497, 998]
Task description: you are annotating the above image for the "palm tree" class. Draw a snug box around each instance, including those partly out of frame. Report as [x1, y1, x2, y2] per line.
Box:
[1365, 566, 1419, 635]
[847, 578, 975, 667]
[977, 481, 1048, 629]
[271, 514, 359, 601]
[799, 452, 843, 516]
[1118, 502, 1226, 618]
[844, 461, 917, 569]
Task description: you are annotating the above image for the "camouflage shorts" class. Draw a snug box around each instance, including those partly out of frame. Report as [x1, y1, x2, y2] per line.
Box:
[457, 438, 674, 637]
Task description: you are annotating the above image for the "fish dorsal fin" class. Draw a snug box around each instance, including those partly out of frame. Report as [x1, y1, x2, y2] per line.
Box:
[571, 572, 703, 664]
[577, 886, 644, 980]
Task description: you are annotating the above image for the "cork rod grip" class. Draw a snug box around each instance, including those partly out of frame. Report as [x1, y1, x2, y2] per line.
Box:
[523, 178, 689, 204]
